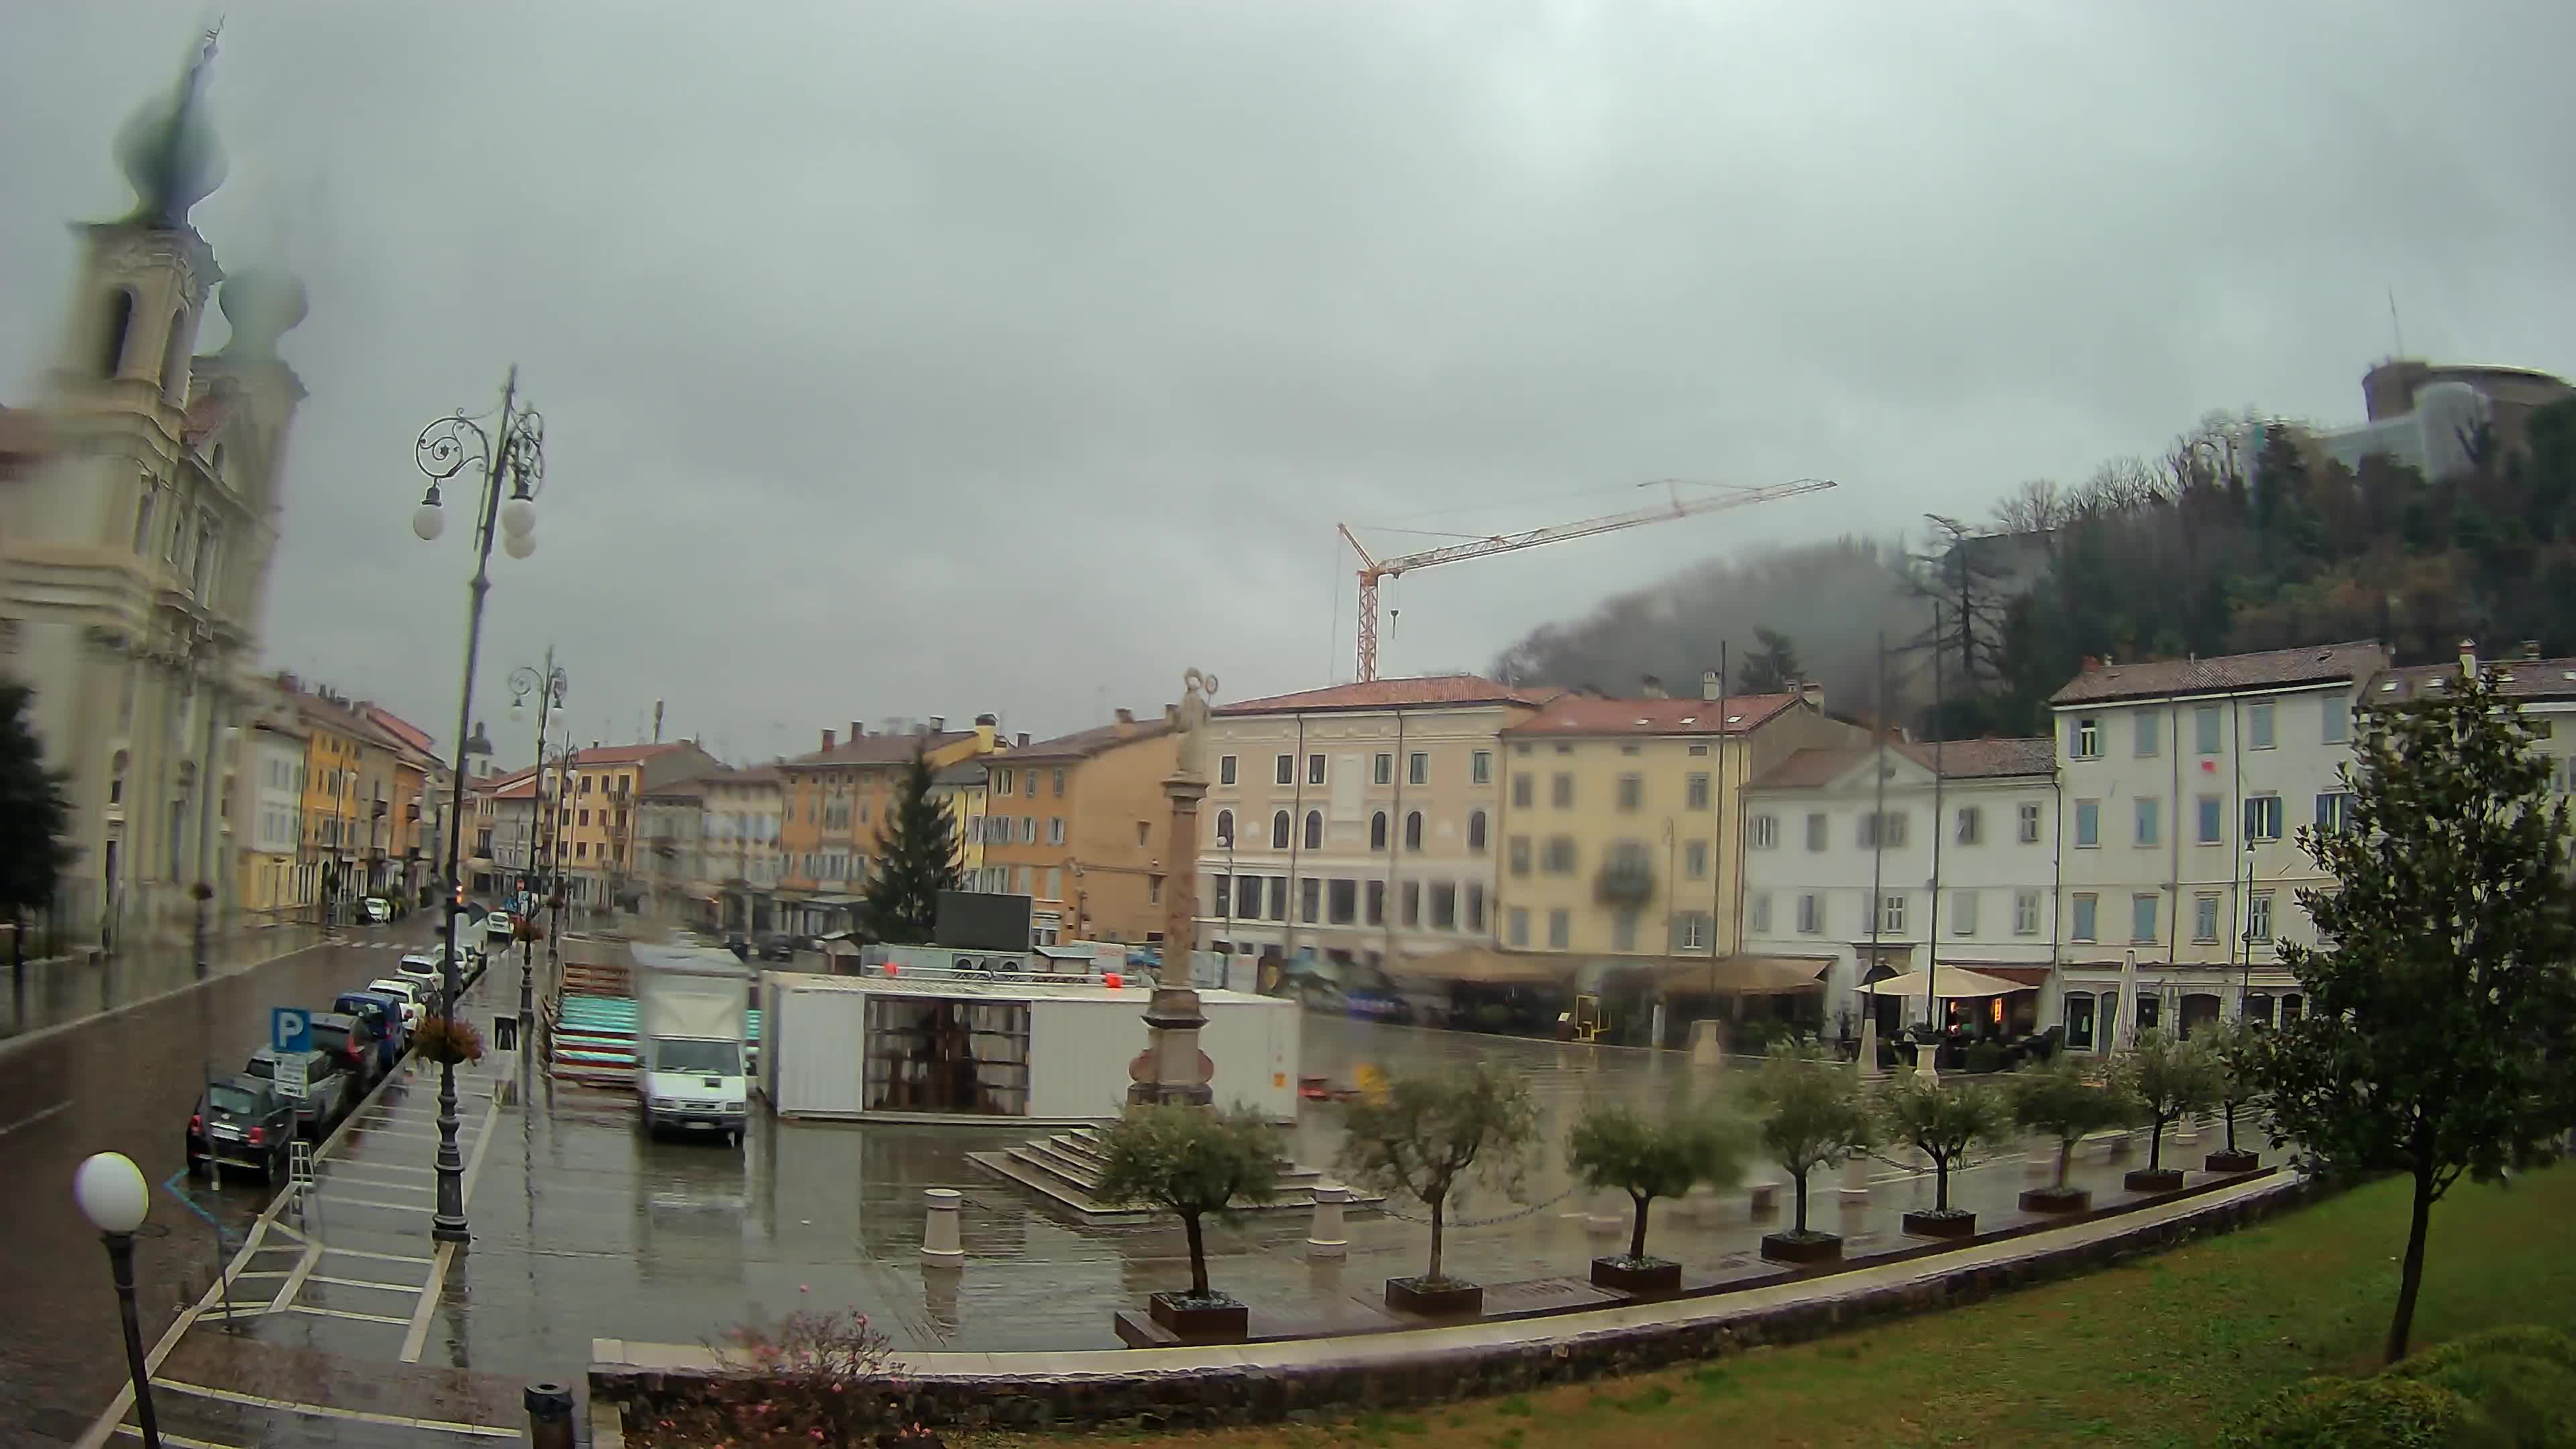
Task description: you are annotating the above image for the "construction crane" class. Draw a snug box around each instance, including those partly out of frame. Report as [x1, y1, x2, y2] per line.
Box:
[1338, 477, 1838, 682]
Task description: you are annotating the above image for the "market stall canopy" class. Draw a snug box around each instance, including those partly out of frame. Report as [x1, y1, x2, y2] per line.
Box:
[1647, 955, 1831, 996]
[1862, 967, 2030, 1000]
[1385, 945, 1576, 987]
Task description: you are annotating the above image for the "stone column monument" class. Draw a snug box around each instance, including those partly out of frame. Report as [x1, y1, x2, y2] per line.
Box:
[1128, 668, 1219, 1108]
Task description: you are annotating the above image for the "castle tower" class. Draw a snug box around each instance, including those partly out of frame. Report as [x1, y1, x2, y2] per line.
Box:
[0, 31, 308, 949]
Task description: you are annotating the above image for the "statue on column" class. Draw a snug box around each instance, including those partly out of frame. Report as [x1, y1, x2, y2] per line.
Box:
[1173, 668, 1219, 782]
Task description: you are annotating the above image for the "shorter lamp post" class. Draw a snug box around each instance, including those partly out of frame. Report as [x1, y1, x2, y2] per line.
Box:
[2237, 839, 2257, 1019]
[75, 1152, 161, 1449]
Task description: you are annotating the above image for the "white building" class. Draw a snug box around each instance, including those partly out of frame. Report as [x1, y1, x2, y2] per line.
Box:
[702, 763, 785, 933]
[2048, 641, 2390, 1049]
[1741, 737, 2059, 1042]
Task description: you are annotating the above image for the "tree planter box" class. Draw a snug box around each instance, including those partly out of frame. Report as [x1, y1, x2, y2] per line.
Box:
[1900, 1208, 1978, 1239]
[1589, 1255, 1682, 1295]
[1384, 1277, 1483, 1317]
[1759, 1231, 1843, 1265]
[2019, 1186, 2092, 1214]
[1145, 1292, 1247, 1342]
[2204, 1148, 2261, 1174]
[2123, 1168, 2186, 1193]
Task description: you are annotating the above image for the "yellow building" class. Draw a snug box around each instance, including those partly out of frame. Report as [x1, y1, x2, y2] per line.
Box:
[983, 711, 1179, 944]
[547, 741, 722, 910]
[1492, 676, 1863, 960]
[775, 715, 999, 934]
[927, 759, 995, 892]
[235, 684, 309, 923]
[292, 690, 368, 919]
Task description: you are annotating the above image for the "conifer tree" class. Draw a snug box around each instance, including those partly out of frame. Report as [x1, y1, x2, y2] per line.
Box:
[859, 752, 961, 944]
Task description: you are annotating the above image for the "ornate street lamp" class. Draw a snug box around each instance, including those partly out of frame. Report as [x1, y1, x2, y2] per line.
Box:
[74, 1152, 161, 1448]
[412, 368, 544, 1244]
[510, 651, 568, 1038]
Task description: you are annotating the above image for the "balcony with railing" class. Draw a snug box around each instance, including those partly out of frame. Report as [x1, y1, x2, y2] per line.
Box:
[1594, 853, 1656, 906]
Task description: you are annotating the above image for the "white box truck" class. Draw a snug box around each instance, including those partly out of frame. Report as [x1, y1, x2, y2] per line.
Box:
[633, 943, 753, 1146]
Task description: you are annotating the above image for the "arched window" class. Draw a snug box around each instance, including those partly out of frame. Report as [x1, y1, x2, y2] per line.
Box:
[1467, 810, 1488, 852]
[1214, 809, 1234, 847]
[1370, 811, 1388, 851]
[1303, 810, 1322, 850]
[1404, 811, 1424, 851]
[99, 289, 134, 378]
[162, 307, 191, 401]
[1270, 810, 1290, 850]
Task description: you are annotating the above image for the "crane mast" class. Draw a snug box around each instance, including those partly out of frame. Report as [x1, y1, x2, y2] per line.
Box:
[1340, 476, 1837, 682]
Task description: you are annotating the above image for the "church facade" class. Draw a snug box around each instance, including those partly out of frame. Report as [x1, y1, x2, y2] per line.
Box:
[0, 37, 310, 949]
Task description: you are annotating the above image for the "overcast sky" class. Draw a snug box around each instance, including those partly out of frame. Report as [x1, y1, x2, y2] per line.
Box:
[8, 1, 2574, 767]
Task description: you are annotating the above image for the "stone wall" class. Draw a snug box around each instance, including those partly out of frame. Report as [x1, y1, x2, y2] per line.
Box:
[594, 1175, 2320, 1435]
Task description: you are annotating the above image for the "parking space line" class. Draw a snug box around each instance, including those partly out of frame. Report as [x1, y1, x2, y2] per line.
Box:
[114, 1426, 241, 1449]
[267, 1244, 320, 1314]
[149, 1378, 520, 1438]
[309, 1273, 422, 1292]
[397, 1240, 456, 1362]
[315, 1195, 433, 1212]
[284, 1303, 411, 1326]
[322, 1160, 434, 1174]
[227, 1269, 290, 1280]
[321, 1245, 433, 1265]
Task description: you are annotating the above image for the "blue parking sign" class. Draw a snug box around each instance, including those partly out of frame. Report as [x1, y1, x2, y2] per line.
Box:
[271, 1007, 312, 1055]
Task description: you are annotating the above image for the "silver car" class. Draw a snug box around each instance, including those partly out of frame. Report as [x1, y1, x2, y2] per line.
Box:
[244, 1046, 354, 1140]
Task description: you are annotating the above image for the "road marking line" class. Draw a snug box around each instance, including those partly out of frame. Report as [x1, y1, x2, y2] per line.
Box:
[314, 1195, 433, 1213]
[320, 1245, 433, 1265]
[397, 1240, 456, 1362]
[282, 1303, 411, 1326]
[114, 1426, 241, 1449]
[149, 1377, 519, 1437]
[226, 1269, 290, 1280]
[268, 1244, 321, 1314]
[309, 1273, 420, 1293]
[0, 1099, 70, 1136]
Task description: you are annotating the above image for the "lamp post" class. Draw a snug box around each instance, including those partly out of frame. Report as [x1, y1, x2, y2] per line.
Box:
[74, 1152, 161, 1449]
[2237, 838, 2257, 1020]
[412, 368, 545, 1244]
[509, 651, 568, 1038]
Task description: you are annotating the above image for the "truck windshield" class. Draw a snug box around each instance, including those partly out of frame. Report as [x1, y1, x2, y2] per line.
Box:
[655, 1040, 741, 1076]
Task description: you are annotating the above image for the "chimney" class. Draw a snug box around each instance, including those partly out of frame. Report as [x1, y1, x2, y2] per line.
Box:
[849, 720, 863, 742]
[2523, 639, 2542, 661]
[973, 712, 998, 750]
[1800, 682, 1825, 711]
[821, 729, 837, 751]
[1014, 732, 1030, 748]
[1114, 707, 1135, 726]
[1701, 671, 1721, 702]
[1641, 674, 1667, 699]
[929, 714, 946, 733]
[2460, 638, 2479, 678]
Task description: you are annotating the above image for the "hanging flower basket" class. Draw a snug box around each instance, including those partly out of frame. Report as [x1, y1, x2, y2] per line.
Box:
[513, 918, 545, 944]
[414, 1016, 486, 1065]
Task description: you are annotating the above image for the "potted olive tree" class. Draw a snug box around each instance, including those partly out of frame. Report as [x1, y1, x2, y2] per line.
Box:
[2112, 1030, 2224, 1192]
[1875, 1069, 2011, 1238]
[1566, 1097, 1749, 1294]
[1748, 1041, 1872, 1264]
[1338, 1060, 1536, 1316]
[1093, 1102, 1282, 1342]
[2201, 1018, 2268, 1174]
[2009, 1055, 2135, 1213]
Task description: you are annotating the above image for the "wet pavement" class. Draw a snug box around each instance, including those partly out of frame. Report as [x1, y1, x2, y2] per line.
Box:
[1, 924, 331, 1038]
[53, 958, 2285, 1447]
[0, 919, 493, 1445]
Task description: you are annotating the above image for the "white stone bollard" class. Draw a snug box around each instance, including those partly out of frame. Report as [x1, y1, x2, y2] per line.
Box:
[920, 1187, 965, 1265]
[2176, 1114, 2201, 1147]
[1838, 1154, 1871, 1207]
[2027, 1146, 2057, 1179]
[1305, 1182, 1349, 1259]
[1748, 1175, 1779, 1216]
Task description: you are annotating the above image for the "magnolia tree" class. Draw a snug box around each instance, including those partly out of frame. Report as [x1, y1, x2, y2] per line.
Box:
[1094, 1103, 1283, 1303]
[1338, 1061, 1536, 1289]
[1748, 1040, 1872, 1240]
[2257, 668, 2576, 1362]
[1566, 1097, 1750, 1265]
[2112, 1030, 2225, 1176]
[2010, 1056, 2135, 1199]
[1874, 1070, 2011, 1218]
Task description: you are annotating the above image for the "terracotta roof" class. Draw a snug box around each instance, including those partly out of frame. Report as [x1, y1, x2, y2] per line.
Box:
[642, 777, 710, 800]
[930, 761, 989, 787]
[568, 742, 693, 767]
[703, 763, 782, 786]
[1754, 737, 2054, 790]
[1503, 692, 1801, 738]
[361, 704, 438, 759]
[2050, 641, 2389, 706]
[783, 731, 974, 767]
[1218, 674, 1555, 716]
[1008, 718, 1174, 761]
[2373, 656, 2576, 704]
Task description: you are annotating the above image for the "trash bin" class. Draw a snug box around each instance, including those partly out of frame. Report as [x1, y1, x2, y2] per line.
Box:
[494, 1014, 519, 1051]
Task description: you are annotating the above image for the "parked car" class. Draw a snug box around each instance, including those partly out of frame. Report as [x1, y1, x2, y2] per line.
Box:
[365, 977, 427, 1033]
[398, 952, 454, 1000]
[360, 896, 394, 924]
[186, 1075, 295, 1181]
[755, 932, 796, 963]
[334, 989, 411, 1059]
[723, 932, 749, 961]
[245, 1046, 354, 1138]
[484, 910, 517, 944]
[306, 1011, 386, 1091]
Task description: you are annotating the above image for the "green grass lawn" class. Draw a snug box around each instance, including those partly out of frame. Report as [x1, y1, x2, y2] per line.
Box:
[997, 1162, 2576, 1449]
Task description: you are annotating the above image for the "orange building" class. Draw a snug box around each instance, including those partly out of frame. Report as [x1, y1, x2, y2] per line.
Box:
[775, 715, 998, 935]
[981, 709, 1177, 945]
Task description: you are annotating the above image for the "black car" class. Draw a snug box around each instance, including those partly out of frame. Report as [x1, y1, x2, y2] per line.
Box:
[186, 1074, 295, 1181]
[724, 932, 750, 961]
[306, 1011, 386, 1091]
[245, 1046, 354, 1139]
[757, 932, 797, 962]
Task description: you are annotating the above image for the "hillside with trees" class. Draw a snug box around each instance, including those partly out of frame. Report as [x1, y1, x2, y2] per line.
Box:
[1494, 396, 2576, 738]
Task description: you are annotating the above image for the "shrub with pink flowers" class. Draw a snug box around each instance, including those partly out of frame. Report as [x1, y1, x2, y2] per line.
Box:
[634, 1307, 928, 1447]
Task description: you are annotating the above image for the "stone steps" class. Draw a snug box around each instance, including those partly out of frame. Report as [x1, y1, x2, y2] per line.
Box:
[967, 1128, 1381, 1224]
